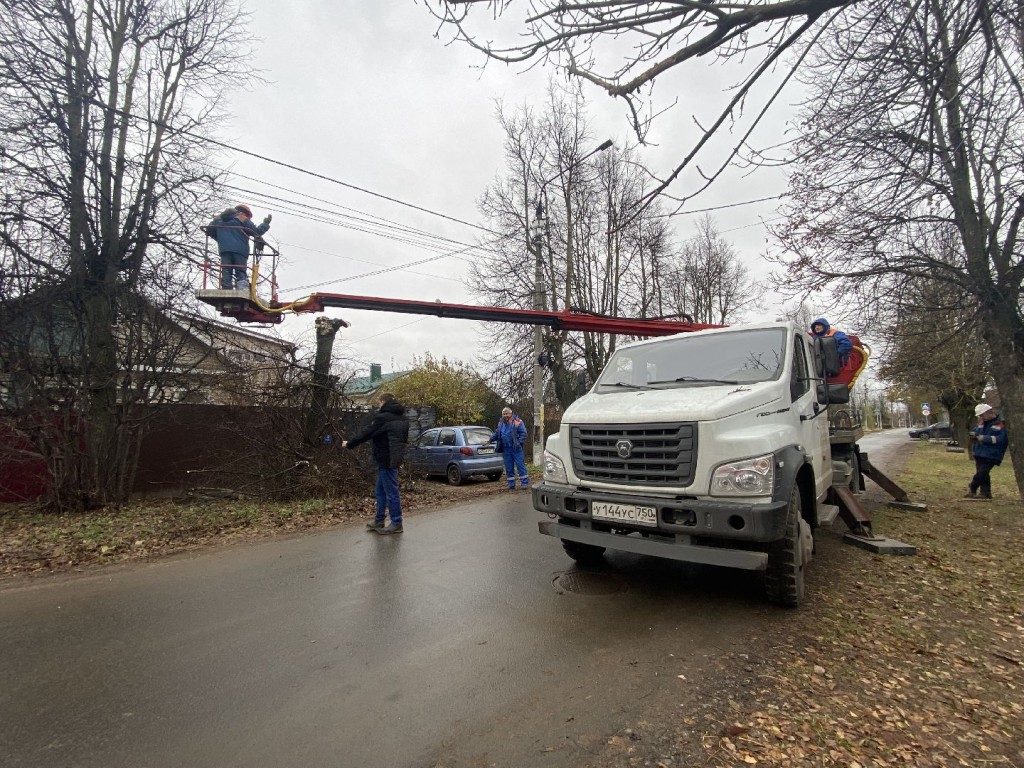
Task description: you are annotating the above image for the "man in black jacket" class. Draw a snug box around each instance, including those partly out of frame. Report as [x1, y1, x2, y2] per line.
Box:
[342, 393, 410, 534]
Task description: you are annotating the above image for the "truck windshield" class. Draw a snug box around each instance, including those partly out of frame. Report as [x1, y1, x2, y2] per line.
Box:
[596, 328, 786, 391]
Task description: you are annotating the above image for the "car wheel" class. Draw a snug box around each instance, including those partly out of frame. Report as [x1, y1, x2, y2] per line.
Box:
[486, 471, 502, 481]
[446, 464, 463, 486]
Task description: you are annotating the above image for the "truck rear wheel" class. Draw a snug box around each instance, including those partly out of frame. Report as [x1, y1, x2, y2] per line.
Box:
[561, 539, 606, 564]
[765, 486, 809, 607]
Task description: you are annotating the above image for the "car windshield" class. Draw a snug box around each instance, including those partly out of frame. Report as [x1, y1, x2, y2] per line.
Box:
[464, 428, 493, 445]
[596, 328, 787, 391]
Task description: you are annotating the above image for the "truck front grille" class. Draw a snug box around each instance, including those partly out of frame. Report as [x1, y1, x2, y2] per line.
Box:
[570, 422, 697, 486]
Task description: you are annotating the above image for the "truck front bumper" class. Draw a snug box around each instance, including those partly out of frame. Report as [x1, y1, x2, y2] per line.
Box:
[538, 520, 769, 570]
[532, 481, 789, 548]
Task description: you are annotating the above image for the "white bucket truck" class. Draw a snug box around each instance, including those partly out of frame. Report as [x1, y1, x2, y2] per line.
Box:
[533, 320, 854, 606]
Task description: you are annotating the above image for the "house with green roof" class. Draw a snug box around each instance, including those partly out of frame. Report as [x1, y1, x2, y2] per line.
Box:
[343, 363, 412, 407]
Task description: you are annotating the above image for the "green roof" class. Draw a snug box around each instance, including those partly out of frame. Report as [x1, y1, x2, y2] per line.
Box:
[343, 370, 410, 395]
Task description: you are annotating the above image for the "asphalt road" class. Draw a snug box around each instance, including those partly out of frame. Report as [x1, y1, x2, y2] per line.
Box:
[0, 430, 911, 768]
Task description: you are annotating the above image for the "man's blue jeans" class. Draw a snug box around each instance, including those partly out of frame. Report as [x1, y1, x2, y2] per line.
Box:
[220, 251, 248, 289]
[374, 467, 402, 526]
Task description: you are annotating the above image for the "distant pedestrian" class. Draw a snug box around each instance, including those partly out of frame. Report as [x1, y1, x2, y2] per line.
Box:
[966, 403, 1009, 499]
[343, 393, 410, 533]
[492, 407, 529, 489]
[809, 317, 853, 365]
[205, 204, 272, 290]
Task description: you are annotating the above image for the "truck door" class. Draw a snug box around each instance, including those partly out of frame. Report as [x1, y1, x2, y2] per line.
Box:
[792, 333, 831, 500]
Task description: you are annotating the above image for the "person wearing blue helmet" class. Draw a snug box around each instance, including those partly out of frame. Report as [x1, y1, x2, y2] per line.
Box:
[810, 317, 853, 364]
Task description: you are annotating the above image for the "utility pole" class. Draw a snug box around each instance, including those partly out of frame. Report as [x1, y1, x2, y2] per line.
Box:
[531, 199, 547, 464]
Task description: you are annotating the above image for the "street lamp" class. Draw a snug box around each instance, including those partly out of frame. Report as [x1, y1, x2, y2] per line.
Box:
[528, 139, 613, 465]
[530, 204, 546, 465]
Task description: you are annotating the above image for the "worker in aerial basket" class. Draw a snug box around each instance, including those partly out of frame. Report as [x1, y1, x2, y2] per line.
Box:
[205, 204, 272, 290]
[809, 317, 853, 365]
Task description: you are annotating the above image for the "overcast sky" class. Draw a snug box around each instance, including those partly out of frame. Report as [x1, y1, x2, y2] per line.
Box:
[215, 1, 797, 377]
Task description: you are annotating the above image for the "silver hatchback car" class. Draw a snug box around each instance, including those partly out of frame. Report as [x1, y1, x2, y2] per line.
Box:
[406, 426, 504, 485]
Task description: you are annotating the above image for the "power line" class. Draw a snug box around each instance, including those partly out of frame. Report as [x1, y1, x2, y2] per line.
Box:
[283, 241, 482, 292]
[93, 99, 500, 235]
[720, 216, 785, 234]
[225, 172, 492, 254]
[278, 242, 465, 283]
[222, 182, 494, 260]
[659, 194, 785, 218]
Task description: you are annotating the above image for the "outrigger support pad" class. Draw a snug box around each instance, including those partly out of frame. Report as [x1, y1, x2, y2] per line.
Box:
[830, 452, 921, 557]
[843, 533, 918, 556]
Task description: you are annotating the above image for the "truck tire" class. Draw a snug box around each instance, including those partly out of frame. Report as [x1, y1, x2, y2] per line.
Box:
[561, 539, 606, 564]
[765, 485, 808, 607]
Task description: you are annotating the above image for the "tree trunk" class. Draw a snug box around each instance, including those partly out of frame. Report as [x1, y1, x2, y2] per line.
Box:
[82, 278, 121, 507]
[304, 316, 348, 447]
[981, 303, 1024, 500]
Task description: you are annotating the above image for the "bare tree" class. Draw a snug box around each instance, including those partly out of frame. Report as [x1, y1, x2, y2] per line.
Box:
[0, 0, 255, 507]
[770, 2, 1024, 497]
[662, 215, 760, 325]
[875, 228, 990, 448]
[429, 1, 854, 211]
[471, 83, 676, 407]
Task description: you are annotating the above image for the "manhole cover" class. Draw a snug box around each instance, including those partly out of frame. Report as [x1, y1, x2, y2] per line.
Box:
[554, 570, 626, 595]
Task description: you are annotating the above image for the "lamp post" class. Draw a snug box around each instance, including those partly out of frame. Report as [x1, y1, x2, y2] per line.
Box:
[528, 139, 614, 465]
[530, 201, 548, 465]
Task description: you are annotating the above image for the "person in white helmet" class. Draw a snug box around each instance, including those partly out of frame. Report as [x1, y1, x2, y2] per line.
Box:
[966, 403, 1008, 499]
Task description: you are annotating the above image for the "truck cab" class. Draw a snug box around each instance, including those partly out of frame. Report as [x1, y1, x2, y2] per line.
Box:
[533, 320, 846, 606]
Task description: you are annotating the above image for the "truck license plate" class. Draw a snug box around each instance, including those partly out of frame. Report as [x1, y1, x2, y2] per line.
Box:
[591, 502, 657, 526]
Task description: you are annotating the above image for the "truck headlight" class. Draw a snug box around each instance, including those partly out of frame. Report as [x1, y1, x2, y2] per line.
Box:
[711, 454, 775, 496]
[543, 450, 568, 483]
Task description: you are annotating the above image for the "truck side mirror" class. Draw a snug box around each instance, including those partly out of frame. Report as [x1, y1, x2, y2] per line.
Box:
[817, 382, 850, 404]
[814, 336, 841, 378]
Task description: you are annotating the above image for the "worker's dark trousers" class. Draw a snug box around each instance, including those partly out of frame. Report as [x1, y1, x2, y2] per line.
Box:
[969, 458, 997, 497]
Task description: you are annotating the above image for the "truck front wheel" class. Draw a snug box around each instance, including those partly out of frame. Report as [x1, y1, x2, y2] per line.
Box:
[765, 486, 810, 607]
[561, 539, 606, 564]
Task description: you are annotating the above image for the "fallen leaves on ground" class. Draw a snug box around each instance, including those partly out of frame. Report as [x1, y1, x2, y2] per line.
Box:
[695, 444, 1024, 767]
